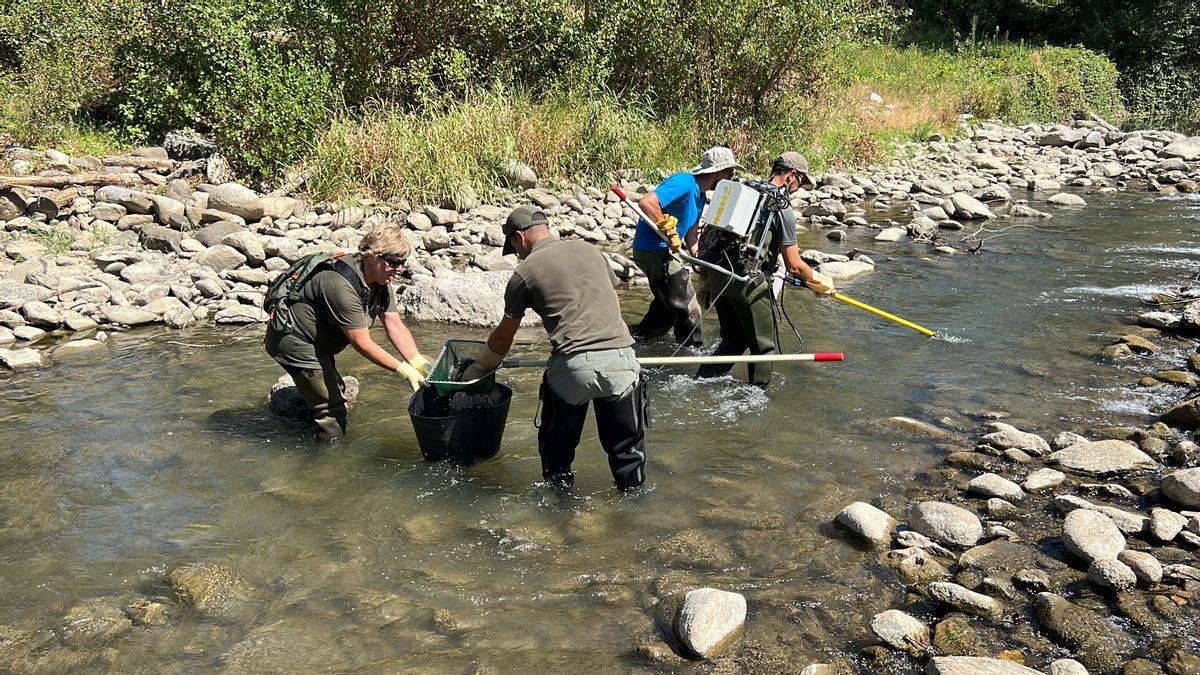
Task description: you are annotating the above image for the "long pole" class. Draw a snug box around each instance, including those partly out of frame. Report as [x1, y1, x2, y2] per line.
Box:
[502, 353, 844, 368]
[831, 293, 936, 337]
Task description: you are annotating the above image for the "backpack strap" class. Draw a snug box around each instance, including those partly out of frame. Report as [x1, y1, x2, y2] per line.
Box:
[330, 257, 372, 308]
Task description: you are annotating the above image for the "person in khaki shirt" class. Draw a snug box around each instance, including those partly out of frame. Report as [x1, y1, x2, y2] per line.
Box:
[462, 207, 649, 490]
[265, 224, 431, 441]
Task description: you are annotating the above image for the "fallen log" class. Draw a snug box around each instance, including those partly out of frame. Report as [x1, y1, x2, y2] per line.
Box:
[102, 155, 175, 171]
[0, 173, 144, 189]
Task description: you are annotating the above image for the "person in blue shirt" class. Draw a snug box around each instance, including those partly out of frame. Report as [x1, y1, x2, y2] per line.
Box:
[630, 146, 743, 347]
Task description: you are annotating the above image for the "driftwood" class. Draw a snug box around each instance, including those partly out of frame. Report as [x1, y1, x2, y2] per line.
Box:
[0, 172, 144, 189]
[102, 156, 175, 171]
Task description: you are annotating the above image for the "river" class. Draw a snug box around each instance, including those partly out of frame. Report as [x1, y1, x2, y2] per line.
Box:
[1, 189, 1199, 670]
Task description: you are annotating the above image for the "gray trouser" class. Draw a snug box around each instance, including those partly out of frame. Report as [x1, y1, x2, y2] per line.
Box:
[539, 348, 648, 490]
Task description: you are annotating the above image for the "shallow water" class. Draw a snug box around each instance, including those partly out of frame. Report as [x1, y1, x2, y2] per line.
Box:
[3, 189, 1200, 671]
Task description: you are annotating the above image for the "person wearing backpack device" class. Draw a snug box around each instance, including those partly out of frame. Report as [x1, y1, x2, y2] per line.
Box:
[264, 223, 431, 441]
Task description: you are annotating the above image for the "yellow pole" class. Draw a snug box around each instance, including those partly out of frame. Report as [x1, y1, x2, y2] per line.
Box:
[832, 292, 936, 337]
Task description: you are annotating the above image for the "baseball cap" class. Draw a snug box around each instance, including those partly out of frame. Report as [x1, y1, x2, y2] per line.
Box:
[502, 206, 549, 255]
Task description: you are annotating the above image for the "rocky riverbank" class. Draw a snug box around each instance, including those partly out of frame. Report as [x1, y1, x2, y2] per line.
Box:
[2, 120, 1200, 673]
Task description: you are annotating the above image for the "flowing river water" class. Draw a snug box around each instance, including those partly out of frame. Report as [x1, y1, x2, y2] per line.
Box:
[2, 189, 1200, 671]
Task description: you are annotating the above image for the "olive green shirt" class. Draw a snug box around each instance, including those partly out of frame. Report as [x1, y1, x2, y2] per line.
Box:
[265, 254, 395, 369]
[503, 238, 632, 355]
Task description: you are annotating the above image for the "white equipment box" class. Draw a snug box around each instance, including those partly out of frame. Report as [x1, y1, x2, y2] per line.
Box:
[702, 180, 762, 237]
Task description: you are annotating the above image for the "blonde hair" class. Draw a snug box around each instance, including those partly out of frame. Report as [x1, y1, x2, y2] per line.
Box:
[359, 221, 411, 258]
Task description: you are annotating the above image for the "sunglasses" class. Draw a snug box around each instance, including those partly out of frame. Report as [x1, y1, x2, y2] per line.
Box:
[380, 253, 407, 268]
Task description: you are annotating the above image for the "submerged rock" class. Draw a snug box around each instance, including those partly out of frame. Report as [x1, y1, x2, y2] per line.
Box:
[55, 600, 132, 649]
[166, 563, 258, 622]
[1034, 593, 1133, 673]
[673, 588, 746, 659]
[932, 616, 987, 657]
[268, 373, 361, 421]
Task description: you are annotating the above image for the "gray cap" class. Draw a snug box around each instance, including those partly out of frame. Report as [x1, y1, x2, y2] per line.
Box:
[691, 146, 744, 175]
[774, 151, 810, 175]
[502, 206, 548, 255]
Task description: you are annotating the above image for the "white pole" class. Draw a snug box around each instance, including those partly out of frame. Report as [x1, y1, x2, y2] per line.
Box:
[501, 353, 844, 368]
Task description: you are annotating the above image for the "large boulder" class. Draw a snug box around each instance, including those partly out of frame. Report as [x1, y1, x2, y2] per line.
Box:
[396, 271, 539, 327]
[1047, 440, 1156, 476]
[673, 588, 746, 659]
[1161, 467, 1200, 508]
[910, 501, 982, 549]
[1161, 137, 1200, 161]
[949, 193, 995, 220]
[814, 260, 874, 282]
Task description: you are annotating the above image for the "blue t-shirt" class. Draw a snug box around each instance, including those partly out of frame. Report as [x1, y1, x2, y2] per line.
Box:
[632, 172, 705, 252]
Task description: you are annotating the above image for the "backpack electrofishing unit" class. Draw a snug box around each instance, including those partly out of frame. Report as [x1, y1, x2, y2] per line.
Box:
[696, 179, 792, 284]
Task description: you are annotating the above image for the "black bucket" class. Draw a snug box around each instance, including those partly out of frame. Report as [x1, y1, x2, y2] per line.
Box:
[407, 383, 513, 465]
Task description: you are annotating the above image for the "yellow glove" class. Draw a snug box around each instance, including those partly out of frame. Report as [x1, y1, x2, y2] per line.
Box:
[407, 353, 433, 377]
[460, 343, 505, 382]
[655, 215, 681, 253]
[806, 271, 835, 296]
[395, 362, 426, 391]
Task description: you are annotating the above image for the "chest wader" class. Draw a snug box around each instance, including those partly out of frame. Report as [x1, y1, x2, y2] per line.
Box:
[536, 368, 651, 491]
[629, 249, 703, 348]
[265, 254, 386, 441]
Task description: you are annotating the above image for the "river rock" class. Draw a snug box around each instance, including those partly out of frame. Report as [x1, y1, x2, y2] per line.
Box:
[1047, 659, 1089, 675]
[149, 193, 189, 229]
[166, 563, 258, 622]
[95, 186, 154, 213]
[269, 373, 360, 420]
[835, 502, 897, 547]
[20, 300, 61, 328]
[1023, 467, 1066, 492]
[215, 305, 268, 324]
[1062, 509, 1124, 562]
[949, 193, 994, 219]
[497, 159, 537, 189]
[0, 347, 43, 370]
[397, 271, 538, 327]
[54, 339, 105, 357]
[673, 588, 746, 659]
[875, 227, 906, 242]
[1087, 558, 1137, 591]
[1160, 468, 1200, 507]
[195, 244, 247, 272]
[924, 656, 1041, 674]
[55, 600, 132, 649]
[1150, 507, 1188, 541]
[814, 260, 874, 282]
[1054, 495, 1148, 535]
[885, 416, 955, 438]
[1048, 193, 1087, 206]
[927, 581, 1002, 618]
[195, 221, 246, 248]
[980, 422, 1050, 455]
[222, 231, 266, 267]
[140, 223, 184, 254]
[1117, 550, 1163, 584]
[204, 183, 264, 221]
[1048, 439, 1156, 475]
[1161, 137, 1200, 161]
[101, 306, 162, 326]
[803, 199, 847, 218]
[1034, 593, 1132, 672]
[0, 282, 50, 309]
[910, 501, 982, 548]
[880, 547, 949, 584]
[967, 473, 1025, 501]
[869, 609, 929, 655]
